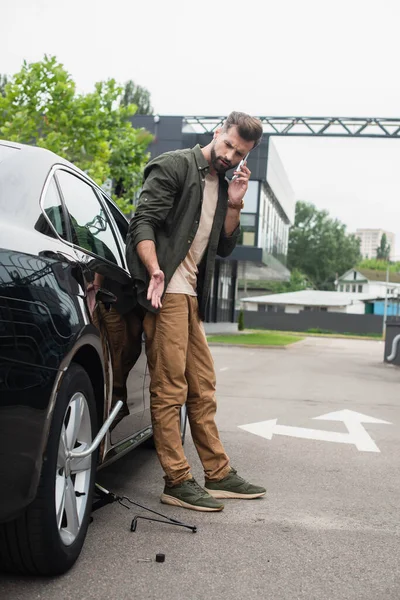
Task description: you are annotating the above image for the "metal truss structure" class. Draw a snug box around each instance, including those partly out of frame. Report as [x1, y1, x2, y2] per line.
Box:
[183, 116, 400, 139]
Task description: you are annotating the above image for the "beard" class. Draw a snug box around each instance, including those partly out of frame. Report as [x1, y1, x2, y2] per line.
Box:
[210, 143, 234, 174]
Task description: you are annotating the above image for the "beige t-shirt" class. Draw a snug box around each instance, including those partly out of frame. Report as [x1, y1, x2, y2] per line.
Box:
[166, 173, 219, 296]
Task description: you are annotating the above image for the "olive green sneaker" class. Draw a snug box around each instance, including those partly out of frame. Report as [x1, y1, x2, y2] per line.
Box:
[161, 478, 224, 512]
[205, 468, 266, 499]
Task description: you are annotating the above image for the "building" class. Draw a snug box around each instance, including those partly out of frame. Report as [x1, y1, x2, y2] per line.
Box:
[336, 268, 400, 296]
[130, 115, 295, 322]
[240, 290, 381, 315]
[354, 228, 395, 260]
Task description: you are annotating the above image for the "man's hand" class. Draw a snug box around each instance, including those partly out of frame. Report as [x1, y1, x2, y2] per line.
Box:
[147, 269, 165, 309]
[228, 164, 251, 206]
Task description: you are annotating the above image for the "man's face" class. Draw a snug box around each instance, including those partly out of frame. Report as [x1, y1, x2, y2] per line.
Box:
[210, 126, 255, 174]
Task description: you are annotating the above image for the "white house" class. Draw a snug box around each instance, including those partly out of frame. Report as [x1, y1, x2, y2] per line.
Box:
[240, 290, 384, 315]
[335, 268, 400, 296]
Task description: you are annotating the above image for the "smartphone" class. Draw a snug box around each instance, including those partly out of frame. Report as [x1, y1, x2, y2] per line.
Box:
[232, 152, 250, 181]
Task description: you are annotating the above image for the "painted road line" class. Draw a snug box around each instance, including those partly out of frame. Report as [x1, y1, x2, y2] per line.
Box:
[239, 410, 392, 453]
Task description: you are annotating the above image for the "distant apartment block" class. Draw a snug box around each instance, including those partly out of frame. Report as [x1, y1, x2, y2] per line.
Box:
[354, 228, 395, 260]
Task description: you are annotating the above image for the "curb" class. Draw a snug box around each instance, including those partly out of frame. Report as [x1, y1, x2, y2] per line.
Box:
[207, 342, 299, 350]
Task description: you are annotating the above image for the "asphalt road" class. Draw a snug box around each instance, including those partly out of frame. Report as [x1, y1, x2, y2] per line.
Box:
[2, 337, 400, 600]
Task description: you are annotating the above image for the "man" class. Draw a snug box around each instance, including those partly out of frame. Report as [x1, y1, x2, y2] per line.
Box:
[126, 112, 266, 512]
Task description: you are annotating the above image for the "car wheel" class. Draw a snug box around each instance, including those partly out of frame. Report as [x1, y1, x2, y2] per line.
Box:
[145, 404, 188, 448]
[0, 363, 98, 575]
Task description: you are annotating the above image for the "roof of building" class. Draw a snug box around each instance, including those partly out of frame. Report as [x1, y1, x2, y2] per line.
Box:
[338, 268, 400, 284]
[358, 269, 400, 283]
[241, 290, 388, 307]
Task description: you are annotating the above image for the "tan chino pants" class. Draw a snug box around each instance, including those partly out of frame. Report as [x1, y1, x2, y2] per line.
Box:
[143, 294, 231, 486]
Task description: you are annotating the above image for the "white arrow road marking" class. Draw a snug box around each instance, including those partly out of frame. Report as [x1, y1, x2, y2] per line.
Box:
[238, 410, 392, 453]
[314, 410, 391, 452]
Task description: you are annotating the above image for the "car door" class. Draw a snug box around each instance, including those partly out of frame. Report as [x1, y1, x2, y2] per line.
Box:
[53, 168, 145, 443]
[100, 194, 152, 434]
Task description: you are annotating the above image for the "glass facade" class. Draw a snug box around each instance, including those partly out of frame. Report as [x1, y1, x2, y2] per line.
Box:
[237, 181, 290, 261]
[239, 181, 259, 247]
[258, 182, 290, 264]
[205, 260, 237, 322]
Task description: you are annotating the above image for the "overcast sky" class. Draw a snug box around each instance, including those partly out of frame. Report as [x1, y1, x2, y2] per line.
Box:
[3, 0, 400, 253]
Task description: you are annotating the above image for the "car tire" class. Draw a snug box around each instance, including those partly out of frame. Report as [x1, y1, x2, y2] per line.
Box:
[145, 404, 188, 448]
[0, 363, 98, 575]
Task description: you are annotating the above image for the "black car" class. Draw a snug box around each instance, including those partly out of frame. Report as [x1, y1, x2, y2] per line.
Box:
[0, 140, 187, 576]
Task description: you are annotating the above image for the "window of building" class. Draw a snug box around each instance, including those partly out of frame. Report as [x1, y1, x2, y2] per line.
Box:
[358, 285, 363, 293]
[240, 213, 256, 227]
[346, 285, 350, 292]
[352, 285, 356, 292]
[239, 213, 256, 246]
[353, 271, 357, 280]
[258, 304, 266, 312]
[56, 170, 122, 266]
[241, 231, 256, 246]
[243, 181, 259, 213]
[321, 307, 328, 312]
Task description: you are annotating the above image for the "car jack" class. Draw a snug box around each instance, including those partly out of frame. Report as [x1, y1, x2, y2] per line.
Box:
[92, 483, 197, 534]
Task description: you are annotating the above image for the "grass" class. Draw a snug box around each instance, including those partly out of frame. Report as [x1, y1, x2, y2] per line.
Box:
[207, 332, 303, 346]
[246, 328, 383, 341]
[305, 327, 382, 338]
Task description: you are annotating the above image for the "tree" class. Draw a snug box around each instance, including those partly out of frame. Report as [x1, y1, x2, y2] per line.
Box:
[120, 80, 153, 115]
[0, 74, 7, 97]
[288, 201, 362, 290]
[264, 268, 312, 294]
[358, 258, 400, 272]
[376, 233, 391, 261]
[0, 56, 153, 214]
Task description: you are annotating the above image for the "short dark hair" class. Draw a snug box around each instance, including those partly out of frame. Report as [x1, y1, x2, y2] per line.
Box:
[222, 112, 263, 148]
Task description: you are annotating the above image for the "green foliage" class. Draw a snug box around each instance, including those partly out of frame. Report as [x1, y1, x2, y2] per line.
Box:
[267, 268, 312, 294]
[0, 56, 153, 214]
[357, 258, 400, 272]
[288, 201, 362, 290]
[120, 80, 153, 114]
[238, 309, 245, 331]
[376, 233, 391, 260]
[239, 269, 311, 294]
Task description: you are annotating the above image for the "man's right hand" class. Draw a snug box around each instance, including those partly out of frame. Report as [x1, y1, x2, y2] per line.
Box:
[147, 269, 165, 309]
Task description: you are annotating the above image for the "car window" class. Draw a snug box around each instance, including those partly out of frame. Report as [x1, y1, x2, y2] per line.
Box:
[36, 177, 69, 239]
[103, 195, 129, 244]
[56, 170, 122, 266]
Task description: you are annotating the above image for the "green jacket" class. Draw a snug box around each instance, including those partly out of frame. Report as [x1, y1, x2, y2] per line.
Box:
[126, 145, 240, 320]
